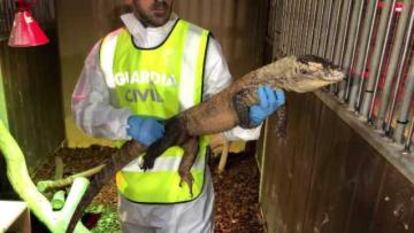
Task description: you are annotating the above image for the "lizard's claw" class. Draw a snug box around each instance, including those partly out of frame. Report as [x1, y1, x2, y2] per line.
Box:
[179, 173, 194, 198]
[141, 157, 155, 171]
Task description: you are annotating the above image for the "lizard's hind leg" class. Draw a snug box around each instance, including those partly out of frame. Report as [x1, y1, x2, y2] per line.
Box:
[178, 137, 199, 197]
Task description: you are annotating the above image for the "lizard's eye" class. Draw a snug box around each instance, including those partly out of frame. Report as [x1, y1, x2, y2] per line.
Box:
[300, 68, 312, 75]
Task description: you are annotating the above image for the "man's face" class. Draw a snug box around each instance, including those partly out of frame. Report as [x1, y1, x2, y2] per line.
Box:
[132, 0, 174, 27]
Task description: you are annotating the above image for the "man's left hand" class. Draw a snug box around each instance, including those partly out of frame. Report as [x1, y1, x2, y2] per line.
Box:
[249, 85, 285, 125]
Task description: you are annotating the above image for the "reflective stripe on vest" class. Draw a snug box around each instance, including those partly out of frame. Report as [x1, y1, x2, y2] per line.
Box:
[99, 20, 210, 203]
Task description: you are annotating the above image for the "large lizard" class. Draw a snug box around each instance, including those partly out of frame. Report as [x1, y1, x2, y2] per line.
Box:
[63, 55, 342, 232]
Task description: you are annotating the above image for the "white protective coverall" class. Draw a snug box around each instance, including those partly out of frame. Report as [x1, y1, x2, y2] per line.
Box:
[72, 13, 261, 233]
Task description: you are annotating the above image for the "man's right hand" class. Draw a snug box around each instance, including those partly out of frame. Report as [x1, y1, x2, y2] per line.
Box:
[127, 115, 165, 146]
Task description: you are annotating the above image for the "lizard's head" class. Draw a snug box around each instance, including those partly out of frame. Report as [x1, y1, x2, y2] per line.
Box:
[269, 55, 345, 93]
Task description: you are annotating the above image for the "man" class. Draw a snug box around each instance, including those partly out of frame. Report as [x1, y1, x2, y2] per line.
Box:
[72, 0, 285, 232]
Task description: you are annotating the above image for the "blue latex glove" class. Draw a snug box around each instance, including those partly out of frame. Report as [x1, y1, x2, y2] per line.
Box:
[249, 85, 286, 125]
[126, 115, 165, 146]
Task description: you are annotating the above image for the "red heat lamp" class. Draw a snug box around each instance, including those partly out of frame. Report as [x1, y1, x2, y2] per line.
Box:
[8, 0, 49, 47]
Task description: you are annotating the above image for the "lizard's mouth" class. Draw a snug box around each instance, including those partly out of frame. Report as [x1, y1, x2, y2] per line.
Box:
[298, 55, 338, 70]
[298, 55, 345, 83]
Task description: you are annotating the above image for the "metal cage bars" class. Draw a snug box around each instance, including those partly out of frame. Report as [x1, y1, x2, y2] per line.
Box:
[277, 0, 414, 153]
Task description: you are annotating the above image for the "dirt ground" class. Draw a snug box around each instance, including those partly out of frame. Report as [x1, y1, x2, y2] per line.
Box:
[35, 145, 265, 233]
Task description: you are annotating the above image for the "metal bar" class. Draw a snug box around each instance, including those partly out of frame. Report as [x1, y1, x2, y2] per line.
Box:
[348, 0, 379, 110]
[290, 0, 300, 55]
[328, 0, 344, 93]
[286, 0, 294, 54]
[271, 1, 279, 58]
[291, 0, 300, 55]
[306, 0, 320, 54]
[395, 51, 414, 143]
[280, 0, 288, 55]
[355, 0, 380, 109]
[312, 0, 326, 55]
[276, 0, 286, 58]
[282, 1, 290, 55]
[281, 0, 289, 55]
[338, 0, 365, 101]
[375, 0, 412, 130]
[286, 0, 296, 54]
[287, 0, 295, 54]
[297, 0, 310, 55]
[300, 0, 312, 54]
[293, 0, 304, 55]
[295, 0, 305, 55]
[386, 2, 414, 138]
[334, 0, 353, 66]
[361, 0, 397, 121]
[319, 0, 333, 57]
[287, 0, 297, 54]
[269, 1, 276, 53]
[403, 116, 414, 153]
[326, 0, 343, 61]
[344, 0, 366, 101]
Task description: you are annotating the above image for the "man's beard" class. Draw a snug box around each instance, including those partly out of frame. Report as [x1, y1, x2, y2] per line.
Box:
[134, 1, 172, 27]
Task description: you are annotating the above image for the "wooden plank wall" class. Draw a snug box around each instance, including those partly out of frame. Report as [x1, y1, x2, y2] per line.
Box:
[174, 0, 268, 78]
[260, 92, 414, 233]
[0, 31, 65, 173]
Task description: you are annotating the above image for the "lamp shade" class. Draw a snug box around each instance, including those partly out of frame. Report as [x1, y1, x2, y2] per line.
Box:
[8, 10, 49, 47]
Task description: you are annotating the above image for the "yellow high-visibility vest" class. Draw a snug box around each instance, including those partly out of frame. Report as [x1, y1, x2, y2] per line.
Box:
[99, 19, 210, 203]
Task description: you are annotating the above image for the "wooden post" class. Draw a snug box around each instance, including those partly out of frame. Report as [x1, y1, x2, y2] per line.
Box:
[218, 142, 230, 173]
